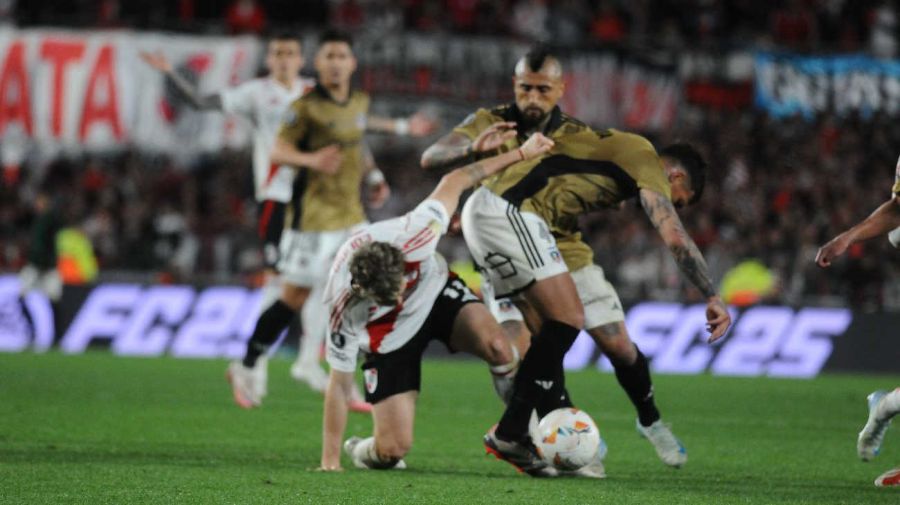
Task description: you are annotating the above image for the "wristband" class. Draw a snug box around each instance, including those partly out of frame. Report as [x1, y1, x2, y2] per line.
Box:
[394, 118, 410, 136]
[365, 169, 386, 186]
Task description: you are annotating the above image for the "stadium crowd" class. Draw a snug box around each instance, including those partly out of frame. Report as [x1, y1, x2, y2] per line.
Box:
[10, 0, 899, 57]
[3, 1, 900, 310]
[3, 106, 900, 310]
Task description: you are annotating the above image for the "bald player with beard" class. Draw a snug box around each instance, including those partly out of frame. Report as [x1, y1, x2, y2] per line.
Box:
[421, 46, 730, 474]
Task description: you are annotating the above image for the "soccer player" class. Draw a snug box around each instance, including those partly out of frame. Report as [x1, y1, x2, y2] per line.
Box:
[17, 189, 64, 339]
[226, 29, 436, 409]
[421, 46, 730, 470]
[816, 162, 900, 487]
[318, 132, 554, 472]
[140, 32, 323, 386]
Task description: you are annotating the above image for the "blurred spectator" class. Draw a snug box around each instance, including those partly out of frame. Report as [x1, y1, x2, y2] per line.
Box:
[870, 0, 898, 58]
[770, 0, 819, 50]
[511, 0, 548, 41]
[590, 1, 627, 45]
[331, 0, 365, 32]
[225, 0, 266, 34]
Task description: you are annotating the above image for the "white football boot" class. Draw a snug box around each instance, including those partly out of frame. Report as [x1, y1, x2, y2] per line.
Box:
[226, 357, 267, 409]
[637, 419, 687, 468]
[290, 361, 329, 393]
[858, 390, 893, 462]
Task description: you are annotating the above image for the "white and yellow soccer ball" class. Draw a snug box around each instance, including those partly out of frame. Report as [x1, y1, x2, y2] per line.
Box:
[535, 408, 601, 471]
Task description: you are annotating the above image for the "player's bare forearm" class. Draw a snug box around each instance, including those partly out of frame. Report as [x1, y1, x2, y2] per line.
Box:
[640, 189, 717, 299]
[842, 197, 900, 245]
[321, 370, 353, 470]
[271, 137, 314, 168]
[164, 70, 221, 110]
[365, 115, 398, 134]
[428, 149, 521, 216]
[420, 132, 477, 171]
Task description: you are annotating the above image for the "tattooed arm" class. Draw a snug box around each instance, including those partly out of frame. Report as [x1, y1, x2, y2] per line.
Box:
[420, 121, 518, 171]
[640, 189, 731, 342]
[427, 133, 553, 216]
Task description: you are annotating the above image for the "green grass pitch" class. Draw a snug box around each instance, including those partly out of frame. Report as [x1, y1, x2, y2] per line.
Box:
[1, 352, 899, 504]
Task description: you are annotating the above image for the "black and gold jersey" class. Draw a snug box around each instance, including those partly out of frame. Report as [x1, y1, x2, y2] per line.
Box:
[278, 84, 370, 232]
[454, 104, 671, 271]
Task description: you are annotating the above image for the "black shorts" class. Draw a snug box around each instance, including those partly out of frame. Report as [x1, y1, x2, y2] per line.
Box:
[256, 200, 286, 270]
[361, 273, 480, 404]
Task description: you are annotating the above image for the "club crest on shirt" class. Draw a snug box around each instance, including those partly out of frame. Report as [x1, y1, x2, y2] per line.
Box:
[364, 368, 378, 394]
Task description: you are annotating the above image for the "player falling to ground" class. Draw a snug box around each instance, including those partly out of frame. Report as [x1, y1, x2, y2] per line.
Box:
[226, 29, 436, 410]
[815, 158, 900, 488]
[144, 31, 433, 397]
[421, 46, 729, 471]
[318, 132, 554, 472]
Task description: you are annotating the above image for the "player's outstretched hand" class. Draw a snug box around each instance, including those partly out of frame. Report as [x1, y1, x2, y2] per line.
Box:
[815, 235, 850, 267]
[139, 51, 172, 73]
[472, 121, 517, 153]
[519, 132, 554, 160]
[408, 112, 438, 137]
[310, 145, 343, 175]
[705, 296, 731, 343]
[367, 181, 390, 209]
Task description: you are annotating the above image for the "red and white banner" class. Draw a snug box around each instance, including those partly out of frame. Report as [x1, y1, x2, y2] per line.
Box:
[0, 29, 261, 156]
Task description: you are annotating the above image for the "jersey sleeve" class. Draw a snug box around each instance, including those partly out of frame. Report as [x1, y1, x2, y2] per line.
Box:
[325, 293, 365, 373]
[451, 108, 495, 140]
[277, 98, 309, 147]
[398, 199, 451, 263]
[613, 133, 672, 200]
[219, 81, 258, 120]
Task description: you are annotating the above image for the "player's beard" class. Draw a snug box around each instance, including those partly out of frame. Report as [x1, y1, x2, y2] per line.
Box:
[519, 105, 548, 129]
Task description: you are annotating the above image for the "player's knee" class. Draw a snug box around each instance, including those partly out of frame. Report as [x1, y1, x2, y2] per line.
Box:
[377, 437, 412, 461]
[485, 331, 514, 367]
[280, 285, 309, 311]
[590, 322, 636, 364]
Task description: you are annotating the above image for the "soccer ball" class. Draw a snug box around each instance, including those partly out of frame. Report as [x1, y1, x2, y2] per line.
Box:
[535, 408, 601, 471]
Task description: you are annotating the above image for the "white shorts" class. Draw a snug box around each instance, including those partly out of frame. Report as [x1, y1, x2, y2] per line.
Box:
[484, 264, 625, 330]
[19, 264, 62, 301]
[277, 225, 364, 288]
[480, 271, 525, 325]
[461, 187, 568, 299]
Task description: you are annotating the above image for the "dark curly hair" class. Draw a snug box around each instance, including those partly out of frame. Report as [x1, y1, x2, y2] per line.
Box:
[349, 242, 405, 306]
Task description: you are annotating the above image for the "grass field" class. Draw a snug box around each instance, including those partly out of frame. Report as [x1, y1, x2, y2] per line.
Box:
[1, 352, 899, 504]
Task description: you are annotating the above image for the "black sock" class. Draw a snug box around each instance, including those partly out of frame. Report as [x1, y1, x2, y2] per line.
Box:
[17, 297, 35, 339]
[613, 348, 660, 427]
[242, 300, 296, 368]
[536, 365, 574, 418]
[496, 319, 579, 440]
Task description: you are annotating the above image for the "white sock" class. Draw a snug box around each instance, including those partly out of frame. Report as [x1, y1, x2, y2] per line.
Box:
[877, 389, 900, 421]
[295, 285, 326, 371]
[352, 437, 398, 469]
[489, 346, 519, 404]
